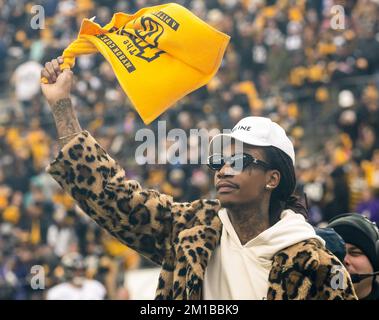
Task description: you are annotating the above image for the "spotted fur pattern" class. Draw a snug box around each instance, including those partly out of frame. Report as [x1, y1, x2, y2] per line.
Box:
[47, 131, 357, 300]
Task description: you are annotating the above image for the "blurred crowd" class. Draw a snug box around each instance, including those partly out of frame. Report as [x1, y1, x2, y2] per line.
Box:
[1, 0, 379, 299]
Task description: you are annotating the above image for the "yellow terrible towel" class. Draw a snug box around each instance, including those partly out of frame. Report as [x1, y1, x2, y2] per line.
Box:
[48, 3, 230, 124]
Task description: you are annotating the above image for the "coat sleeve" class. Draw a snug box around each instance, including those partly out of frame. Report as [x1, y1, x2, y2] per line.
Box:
[311, 246, 358, 300]
[267, 239, 358, 300]
[46, 131, 174, 265]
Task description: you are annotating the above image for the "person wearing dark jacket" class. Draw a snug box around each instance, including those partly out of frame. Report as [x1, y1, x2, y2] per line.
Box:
[328, 213, 379, 300]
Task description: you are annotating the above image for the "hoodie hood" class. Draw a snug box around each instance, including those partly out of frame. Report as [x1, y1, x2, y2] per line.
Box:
[203, 208, 325, 300]
[218, 208, 325, 262]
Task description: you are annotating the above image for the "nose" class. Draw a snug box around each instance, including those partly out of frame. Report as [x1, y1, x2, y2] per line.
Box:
[344, 254, 351, 268]
[216, 162, 233, 179]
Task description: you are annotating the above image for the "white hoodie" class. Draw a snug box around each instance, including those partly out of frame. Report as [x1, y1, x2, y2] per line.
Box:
[203, 209, 325, 300]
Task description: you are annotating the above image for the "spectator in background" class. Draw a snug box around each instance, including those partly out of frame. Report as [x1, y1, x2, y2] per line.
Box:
[46, 252, 106, 300]
[47, 206, 78, 257]
[0, 18, 7, 83]
[11, 58, 43, 118]
[356, 188, 379, 225]
[18, 183, 53, 246]
[328, 213, 379, 300]
[362, 149, 379, 190]
[322, 166, 350, 221]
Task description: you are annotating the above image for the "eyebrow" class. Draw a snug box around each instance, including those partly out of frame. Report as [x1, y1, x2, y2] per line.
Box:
[244, 145, 268, 160]
[348, 246, 363, 252]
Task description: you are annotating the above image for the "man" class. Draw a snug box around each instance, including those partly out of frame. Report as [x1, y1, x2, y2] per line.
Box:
[41, 57, 356, 299]
[46, 252, 106, 300]
[328, 213, 379, 300]
[11, 58, 43, 118]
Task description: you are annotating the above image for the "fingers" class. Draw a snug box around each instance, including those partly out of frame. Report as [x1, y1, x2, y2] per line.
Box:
[51, 59, 61, 76]
[45, 61, 56, 82]
[42, 57, 65, 83]
[41, 68, 52, 84]
[61, 68, 73, 79]
[55, 68, 73, 88]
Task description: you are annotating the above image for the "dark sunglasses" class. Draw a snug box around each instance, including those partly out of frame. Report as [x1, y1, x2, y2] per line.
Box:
[207, 153, 271, 172]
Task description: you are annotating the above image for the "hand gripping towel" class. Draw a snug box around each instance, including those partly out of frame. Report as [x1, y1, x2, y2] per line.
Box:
[43, 3, 230, 124]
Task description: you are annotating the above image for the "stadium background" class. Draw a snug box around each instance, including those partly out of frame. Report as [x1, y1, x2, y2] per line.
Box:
[1, 0, 379, 299]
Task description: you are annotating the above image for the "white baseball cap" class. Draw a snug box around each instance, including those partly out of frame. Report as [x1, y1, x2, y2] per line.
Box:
[210, 116, 295, 165]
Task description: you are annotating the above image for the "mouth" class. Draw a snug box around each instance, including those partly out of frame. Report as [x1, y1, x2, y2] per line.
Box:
[216, 182, 239, 193]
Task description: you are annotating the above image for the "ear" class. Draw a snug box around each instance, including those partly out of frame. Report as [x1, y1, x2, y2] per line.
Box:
[265, 169, 280, 190]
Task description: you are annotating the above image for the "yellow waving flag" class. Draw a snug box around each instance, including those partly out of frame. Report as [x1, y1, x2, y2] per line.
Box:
[50, 3, 230, 124]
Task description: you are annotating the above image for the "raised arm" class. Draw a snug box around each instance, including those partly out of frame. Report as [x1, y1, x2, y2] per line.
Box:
[41, 58, 174, 264]
[40, 57, 82, 148]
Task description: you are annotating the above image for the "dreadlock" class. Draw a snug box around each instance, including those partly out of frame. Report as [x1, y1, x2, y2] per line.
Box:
[262, 146, 308, 226]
